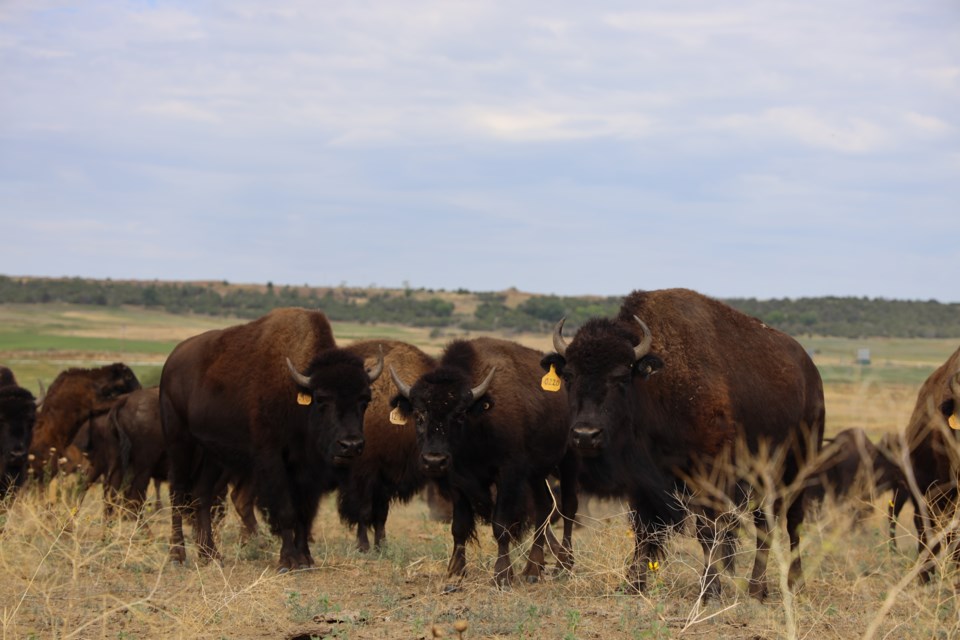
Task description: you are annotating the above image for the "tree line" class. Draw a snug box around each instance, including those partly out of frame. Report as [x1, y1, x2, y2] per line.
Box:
[2, 275, 959, 339]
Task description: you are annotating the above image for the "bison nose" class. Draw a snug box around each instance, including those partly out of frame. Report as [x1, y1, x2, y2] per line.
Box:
[9, 447, 27, 460]
[571, 425, 604, 450]
[420, 452, 450, 475]
[336, 437, 365, 458]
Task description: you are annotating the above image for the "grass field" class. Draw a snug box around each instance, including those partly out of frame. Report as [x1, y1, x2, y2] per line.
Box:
[2, 303, 959, 639]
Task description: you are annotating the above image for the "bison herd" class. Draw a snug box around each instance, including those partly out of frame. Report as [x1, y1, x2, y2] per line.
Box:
[2, 287, 960, 602]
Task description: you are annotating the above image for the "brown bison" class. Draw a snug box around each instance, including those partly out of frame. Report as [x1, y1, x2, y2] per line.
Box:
[336, 339, 437, 552]
[160, 308, 382, 571]
[544, 288, 824, 601]
[1, 368, 36, 500]
[390, 337, 578, 589]
[902, 346, 960, 581]
[806, 428, 907, 524]
[29, 363, 142, 478]
[68, 387, 169, 519]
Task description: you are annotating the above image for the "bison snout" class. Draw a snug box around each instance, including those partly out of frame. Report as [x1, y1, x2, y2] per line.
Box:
[8, 447, 28, 460]
[571, 425, 604, 452]
[420, 452, 450, 476]
[334, 437, 365, 461]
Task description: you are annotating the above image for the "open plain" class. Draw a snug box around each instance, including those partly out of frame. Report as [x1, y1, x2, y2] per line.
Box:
[2, 304, 959, 639]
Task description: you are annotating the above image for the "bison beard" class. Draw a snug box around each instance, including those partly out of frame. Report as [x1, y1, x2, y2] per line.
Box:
[159, 308, 381, 571]
[546, 288, 824, 601]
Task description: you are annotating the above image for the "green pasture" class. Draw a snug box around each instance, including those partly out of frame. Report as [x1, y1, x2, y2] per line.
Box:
[1, 303, 957, 395]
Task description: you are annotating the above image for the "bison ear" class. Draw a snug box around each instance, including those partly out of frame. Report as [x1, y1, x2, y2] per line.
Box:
[390, 394, 413, 417]
[540, 353, 565, 374]
[467, 394, 495, 416]
[941, 398, 956, 419]
[634, 355, 664, 380]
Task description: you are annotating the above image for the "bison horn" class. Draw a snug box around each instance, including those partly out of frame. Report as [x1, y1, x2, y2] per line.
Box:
[552, 317, 569, 357]
[632, 316, 653, 361]
[470, 367, 497, 401]
[366, 345, 385, 382]
[389, 365, 412, 399]
[286, 357, 312, 389]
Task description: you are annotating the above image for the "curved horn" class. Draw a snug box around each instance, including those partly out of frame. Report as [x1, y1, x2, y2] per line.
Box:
[632, 316, 653, 361]
[389, 364, 412, 399]
[552, 317, 568, 357]
[952, 371, 960, 400]
[366, 345, 385, 382]
[470, 367, 497, 402]
[286, 357, 312, 388]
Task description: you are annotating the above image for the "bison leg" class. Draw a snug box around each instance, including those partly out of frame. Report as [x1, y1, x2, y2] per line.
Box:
[695, 513, 732, 601]
[555, 453, 579, 572]
[443, 493, 475, 592]
[785, 493, 805, 592]
[521, 479, 552, 583]
[748, 508, 770, 600]
[626, 508, 664, 593]
[492, 474, 529, 587]
[371, 489, 390, 551]
[230, 480, 259, 544]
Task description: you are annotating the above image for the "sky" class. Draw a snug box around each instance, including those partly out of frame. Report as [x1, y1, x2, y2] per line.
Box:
[1, 1, 958, 301]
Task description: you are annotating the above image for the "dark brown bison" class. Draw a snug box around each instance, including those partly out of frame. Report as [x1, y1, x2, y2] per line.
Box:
[160, 308, 382, 571]
[28, 363, 142, 478]
[68, 387, 169, 519]
[544, 288, 824, 601]
[336, 339, 436, 552]
[390, 337, 578, 589]
[806, 428, 907, 523]
[1, 369, 36, 500]
[901, 346, 960, 581]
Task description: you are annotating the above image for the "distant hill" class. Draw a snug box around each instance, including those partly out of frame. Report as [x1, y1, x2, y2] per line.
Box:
[2, 275, 959, 339]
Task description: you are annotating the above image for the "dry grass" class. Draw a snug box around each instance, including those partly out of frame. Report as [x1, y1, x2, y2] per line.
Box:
[4, 471, 960, 639]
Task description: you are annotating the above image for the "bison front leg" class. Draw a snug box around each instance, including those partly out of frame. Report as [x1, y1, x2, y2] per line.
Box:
[443, 494, 475, 593]
[256, 453, 309, 572]
[626, 510, 664, 593]
[521, 478, 554, 583]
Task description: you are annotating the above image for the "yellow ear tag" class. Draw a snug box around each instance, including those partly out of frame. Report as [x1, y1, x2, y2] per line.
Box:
[950, 413, 960, 430]
[541, 364, 562, 392]
[888, 499, 896, 509]
[647, 560, 660, 572]
[296, 392, 312, 406]
[389, 406, 407, 426]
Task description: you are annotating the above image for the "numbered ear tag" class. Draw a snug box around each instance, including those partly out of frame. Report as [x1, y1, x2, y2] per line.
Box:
[950, 413, 960, 430]
[389, 406, 407, 425]
[541, 364, 562, 392]
[296, 392, 312, 406]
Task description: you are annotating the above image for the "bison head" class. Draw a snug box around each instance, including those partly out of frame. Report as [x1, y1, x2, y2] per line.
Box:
[286, 347, 383, 466]
[389, 364, 496, 477]
[0, 385, 37, 496]
[543, 316, 662, 456]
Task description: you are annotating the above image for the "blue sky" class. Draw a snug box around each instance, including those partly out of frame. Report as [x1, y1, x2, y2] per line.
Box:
[1, 1, 958, 300]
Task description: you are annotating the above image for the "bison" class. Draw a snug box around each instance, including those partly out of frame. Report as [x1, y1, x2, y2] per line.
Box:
[29, 363, 141, 478]
[544, 288, 824, 601]
[806, 428, 907, 526]
[68, 387, 170, 520]
[1, 368, 36, 500]
[335, 339, 437, 552]
[390, 337, 578, 589]
[160, 307, 382, 571]
[901, 346, 960, 581]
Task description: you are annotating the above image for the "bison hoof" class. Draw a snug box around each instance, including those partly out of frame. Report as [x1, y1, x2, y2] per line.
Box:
[525, 574, 541, 584]
[277, 566, 291, 575]
[441, 583, 462, 594]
